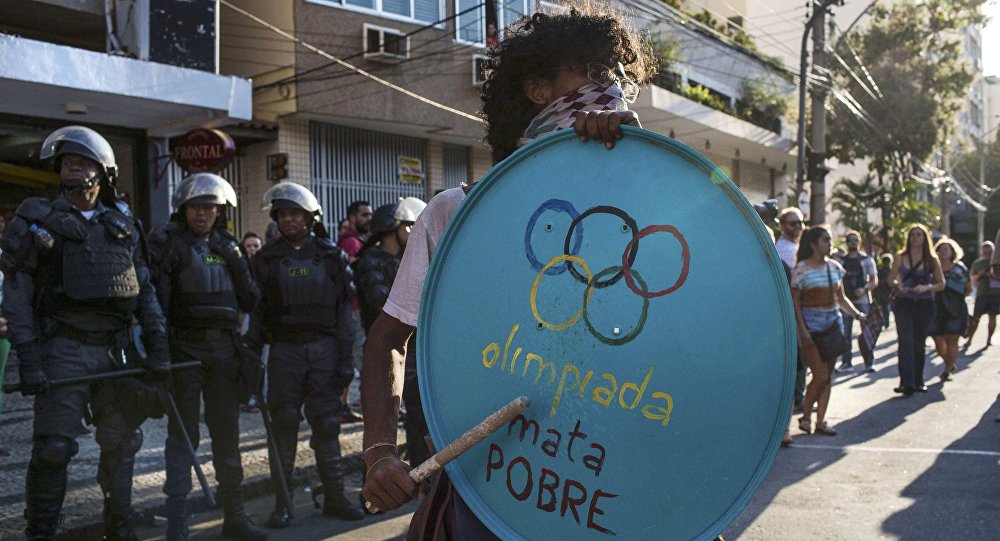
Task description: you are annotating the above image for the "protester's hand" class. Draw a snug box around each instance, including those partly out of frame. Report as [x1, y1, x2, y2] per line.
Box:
[0, 316, 7, 336]
[362, 452, 417, 512]
[574, 111, 641, 149]
[15, 341, 48, 396]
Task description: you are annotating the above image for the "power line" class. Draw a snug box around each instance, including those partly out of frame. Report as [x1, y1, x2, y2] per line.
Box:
[252, 2, 487, 93]
[220, 0, 484, 124]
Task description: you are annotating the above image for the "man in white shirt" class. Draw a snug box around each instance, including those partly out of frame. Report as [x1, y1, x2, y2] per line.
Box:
[775, 207, 804, 268]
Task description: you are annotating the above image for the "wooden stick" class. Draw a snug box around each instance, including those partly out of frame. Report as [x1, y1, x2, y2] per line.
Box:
[366, 396, 530, 513]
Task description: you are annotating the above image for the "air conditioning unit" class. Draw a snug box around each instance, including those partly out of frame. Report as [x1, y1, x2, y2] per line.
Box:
[472, 54, 489, 87]
[363, 23, 409, 63]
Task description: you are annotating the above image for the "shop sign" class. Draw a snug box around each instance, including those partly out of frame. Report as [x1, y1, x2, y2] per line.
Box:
[398, 156, 424, 183]
[172, 129, 236, 173]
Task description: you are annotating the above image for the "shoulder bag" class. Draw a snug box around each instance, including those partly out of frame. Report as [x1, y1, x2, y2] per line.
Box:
[811, 262, 851, 362]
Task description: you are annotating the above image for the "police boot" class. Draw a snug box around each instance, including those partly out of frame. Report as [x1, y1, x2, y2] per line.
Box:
[165, 495, 189, 541]
[315, 439, 364, 521]
[99, 429, 142, 541]
[24, 436, 73, 541]
[265, 428, 297, 529]
[220, 486, 267, 541]
[102, 495, 139, 541]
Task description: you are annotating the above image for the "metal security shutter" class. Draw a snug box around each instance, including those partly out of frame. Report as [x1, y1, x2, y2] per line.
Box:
[442, 143, 470, 189]
[310, 121, 427, 230]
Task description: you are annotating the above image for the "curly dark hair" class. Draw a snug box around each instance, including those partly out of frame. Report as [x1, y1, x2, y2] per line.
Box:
[481, 6, 657, 164]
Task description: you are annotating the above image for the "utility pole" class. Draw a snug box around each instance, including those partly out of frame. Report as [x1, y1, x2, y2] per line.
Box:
[808, 4, 832, 223]
[941, 151, 951, 235]
[796, 0, 841, 224]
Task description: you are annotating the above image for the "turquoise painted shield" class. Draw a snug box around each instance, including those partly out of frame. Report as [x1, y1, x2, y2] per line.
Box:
[418, 127, 796, 540]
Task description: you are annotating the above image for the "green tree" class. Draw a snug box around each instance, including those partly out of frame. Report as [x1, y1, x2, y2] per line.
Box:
[825, 0, 985, 251]
[829, 175, 881, 244]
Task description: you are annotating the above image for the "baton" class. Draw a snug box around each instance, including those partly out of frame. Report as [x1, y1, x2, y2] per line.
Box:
[365, 396, 530, 514]
[162, 389, 217, 508]
[258, 401, 294, 519]
[3, 361, 202, 394]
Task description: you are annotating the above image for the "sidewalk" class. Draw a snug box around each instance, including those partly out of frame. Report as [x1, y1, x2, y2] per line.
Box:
[0, 367, 401, 541]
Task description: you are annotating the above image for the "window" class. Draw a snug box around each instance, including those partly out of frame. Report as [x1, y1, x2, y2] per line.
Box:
[455, 0, 532, 45]
[309, 0, 441, 24]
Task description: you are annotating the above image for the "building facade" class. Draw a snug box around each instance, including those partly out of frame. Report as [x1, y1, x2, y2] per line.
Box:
[0, 0, 252, 227]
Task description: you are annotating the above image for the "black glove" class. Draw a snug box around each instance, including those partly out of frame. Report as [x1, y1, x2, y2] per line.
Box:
[144, 340, 172, 394]
[209, 238, 245, 269]
[15, 341, 48, 396]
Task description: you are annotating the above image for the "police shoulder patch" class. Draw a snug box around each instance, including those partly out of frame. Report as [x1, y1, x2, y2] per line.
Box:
[15, 197, 53, 222]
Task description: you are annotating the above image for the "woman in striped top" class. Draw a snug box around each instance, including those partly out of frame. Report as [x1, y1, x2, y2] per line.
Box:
[792, 225, 867, 436]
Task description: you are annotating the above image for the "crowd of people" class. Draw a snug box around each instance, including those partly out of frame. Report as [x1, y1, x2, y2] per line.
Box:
[0, 4, 997, 540]
[774, 205, 997, 443]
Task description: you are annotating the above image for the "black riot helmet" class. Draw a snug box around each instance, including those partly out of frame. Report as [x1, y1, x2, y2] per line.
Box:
[40, 126, 119, 192]
[370, 197, 427, 236]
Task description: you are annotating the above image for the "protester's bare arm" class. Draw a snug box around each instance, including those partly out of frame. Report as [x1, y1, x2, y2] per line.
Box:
[361, 312, 418, 510]
[574, 110, 641, 149]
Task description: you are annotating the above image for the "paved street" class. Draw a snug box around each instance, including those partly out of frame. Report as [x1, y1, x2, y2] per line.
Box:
[2, 315, 999, 540]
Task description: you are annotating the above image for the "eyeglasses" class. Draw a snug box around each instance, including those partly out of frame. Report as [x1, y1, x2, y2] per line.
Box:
[549, 62, 641, 103]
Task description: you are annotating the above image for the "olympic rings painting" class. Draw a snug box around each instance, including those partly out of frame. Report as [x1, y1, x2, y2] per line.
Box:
[524, 199, 690, 345]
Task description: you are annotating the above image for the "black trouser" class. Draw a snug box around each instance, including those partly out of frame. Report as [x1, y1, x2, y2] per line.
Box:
[27, 334, 143, 539]
[402, 336, 431, 467]
[266, 335, 346, 507]
[163, 333, 245, 497]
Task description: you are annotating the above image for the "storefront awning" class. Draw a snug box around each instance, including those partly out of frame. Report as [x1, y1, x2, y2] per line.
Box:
[0, 34, 252, 137]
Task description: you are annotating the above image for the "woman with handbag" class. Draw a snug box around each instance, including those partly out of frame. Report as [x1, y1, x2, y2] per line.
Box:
[889, 224, 945, 396]
[792, 225, 867, 436]
[929, 237, 970, 382]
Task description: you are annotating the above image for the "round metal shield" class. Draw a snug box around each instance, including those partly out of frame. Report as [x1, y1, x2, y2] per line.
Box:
[418, 127, 795, 541]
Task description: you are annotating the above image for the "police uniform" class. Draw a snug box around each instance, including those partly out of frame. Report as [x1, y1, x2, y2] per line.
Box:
[148, 177, 265, 541]
[1, 194, 168, 541]
[354, 198, 429, 468]
[0, 126, 169, 541]
[246, 182, 364, 527]
[355, 244, 427, 467]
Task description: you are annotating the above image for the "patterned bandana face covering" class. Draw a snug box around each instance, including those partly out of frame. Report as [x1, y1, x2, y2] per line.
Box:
[517, 82, 629, 148]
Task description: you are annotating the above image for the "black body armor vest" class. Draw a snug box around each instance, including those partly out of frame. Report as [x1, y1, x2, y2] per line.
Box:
[259, 238, 349, 336]
[354, 246, 400, 331]
[33, 201, 140, 324]
[171, 237, 240, 328]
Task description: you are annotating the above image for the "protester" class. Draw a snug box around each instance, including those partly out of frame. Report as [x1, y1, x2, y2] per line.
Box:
[339, 201, 372, 263]
[889, 224, 945, 396]
[775, 208, 803, 269]
[929, 237, 970, 382]
[241, 231, 263, 259]
[148, 173, 265, 541]
[0, 126, 170, 541]
[965, 241, 998, 349]
[792, 225, 866, 437]
[337, 218, 350, 244]
[248, 182, 364, 527]
[775, 208, 808, 412]
[360, 6, 657, 536]
[875, 253, 894, 329]
[835, 231, 878, 373]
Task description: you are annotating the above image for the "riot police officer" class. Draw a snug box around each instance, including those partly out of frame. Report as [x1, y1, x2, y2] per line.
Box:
[353, 198, 429, 467]
[0, 126, 170, 541]
[147, 173, 265, 541]
[246, 182, 365, 527]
